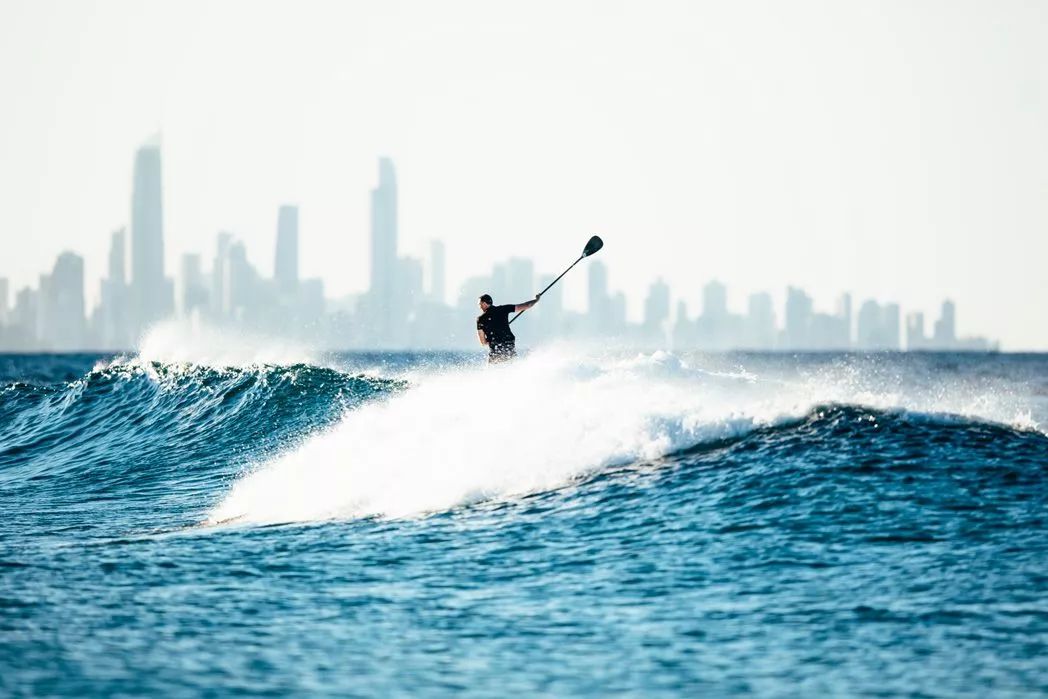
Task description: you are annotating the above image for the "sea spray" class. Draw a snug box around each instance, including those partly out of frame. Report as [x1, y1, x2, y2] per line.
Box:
[206, 347, 1042, 524]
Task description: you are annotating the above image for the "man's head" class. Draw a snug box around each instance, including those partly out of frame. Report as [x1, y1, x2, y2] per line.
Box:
[479, 293, 493, 311]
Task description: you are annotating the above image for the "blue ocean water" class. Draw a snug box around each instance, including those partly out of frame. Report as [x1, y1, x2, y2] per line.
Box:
[1, 346, 1047, 697]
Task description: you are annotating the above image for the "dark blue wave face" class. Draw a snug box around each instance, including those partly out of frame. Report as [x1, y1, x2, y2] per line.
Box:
[1, 351, 1046, 697]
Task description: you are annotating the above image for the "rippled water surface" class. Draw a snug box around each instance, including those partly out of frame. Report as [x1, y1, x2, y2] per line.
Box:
[2, 347, 1047, 697]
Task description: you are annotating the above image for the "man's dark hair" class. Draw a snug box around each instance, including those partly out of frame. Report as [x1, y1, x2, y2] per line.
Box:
[479, 294, 493, 305]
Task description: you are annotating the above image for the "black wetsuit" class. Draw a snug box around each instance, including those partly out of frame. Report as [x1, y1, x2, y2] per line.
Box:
[477, 304, 516, 362]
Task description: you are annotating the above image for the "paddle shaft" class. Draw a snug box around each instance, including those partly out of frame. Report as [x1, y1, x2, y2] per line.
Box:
[508, 253, 585, 326]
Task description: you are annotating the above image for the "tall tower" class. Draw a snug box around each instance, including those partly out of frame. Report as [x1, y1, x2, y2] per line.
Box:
[109, 228, 126, 286]
[42, 252, 85, 350]
[643, 278, 670, 330]
[370, 158, 398, 297]
[587, 260, 610, 335]
[210, 232, 232, 319]
[130, 139, 171, 334]
[429, 240, 446, 305]
[274, 205, 299, 296]
[702, 280, 728, 320]
[99, 229, 131, 349]
[933, 300, 956, 348]
[784, 286, 814, 349]
[369, 158, 398, 340]
[0, 277, 8, 326]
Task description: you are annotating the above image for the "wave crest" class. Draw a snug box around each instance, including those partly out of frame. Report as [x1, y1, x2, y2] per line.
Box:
[207, 349, 1043, 525]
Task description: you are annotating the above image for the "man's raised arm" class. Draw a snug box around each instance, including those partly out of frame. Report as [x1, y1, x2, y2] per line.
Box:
[514, 295, 541, 313]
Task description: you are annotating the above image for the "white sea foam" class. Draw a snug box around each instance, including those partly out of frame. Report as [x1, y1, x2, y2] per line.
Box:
[205, 347, 1043, 525]
[136, 320, 318, 367]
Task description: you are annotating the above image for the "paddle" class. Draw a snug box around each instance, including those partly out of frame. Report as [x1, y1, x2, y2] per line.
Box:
[509, 236, 604, 325]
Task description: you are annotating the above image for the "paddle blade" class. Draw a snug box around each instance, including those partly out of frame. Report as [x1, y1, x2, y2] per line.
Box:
[583, 235, 604, 257]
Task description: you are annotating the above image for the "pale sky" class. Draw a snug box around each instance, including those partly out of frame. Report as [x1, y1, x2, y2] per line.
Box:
[1, 0, 1045, 348]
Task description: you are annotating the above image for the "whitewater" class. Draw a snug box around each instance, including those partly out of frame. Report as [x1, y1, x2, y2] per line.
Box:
[2, 328, 1046, 696]
[206, 345, 1042, 524]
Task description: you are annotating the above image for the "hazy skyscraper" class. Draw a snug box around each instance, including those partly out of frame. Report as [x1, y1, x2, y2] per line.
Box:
[587, 259, 610, 333]
[588, 260, 608, 310]
[369, 158, 398, 340]
[398, 257, 424, 309]
[695, 280, 737, 349]
[11, 288, 39, 349]
[808, 293, 852, 350]
[40, 252, 85, 350]
[210, 232, 232, 319]
[883, 303, 901, 350]
[784, 287, 813, 349]
[180, 254, 208, 317]
[0, 277, 8, 325]
[856, 300, 881, 349]
[429, 240, 446, 305]
[97, 229, 130, 349]
[506, 258, 534, 301]
[274, 205, 299, 295]
[643, 278, 670, 330]
[934, 300, 956, 347]
[109, 228, 126, 286]
[226, 241, 257, 319]
[745, 292, 776, 349]
[672, 300, 695, 347]
[489, 263, 508, 300]
[130, 139, 173, 334]
[838, 293, 853, 346]
[533, 272, 563, 341]
[906, 312, 926, 350]
[702, 280, 728, 319]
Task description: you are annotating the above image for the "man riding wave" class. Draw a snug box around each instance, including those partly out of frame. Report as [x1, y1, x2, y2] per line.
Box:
[476, 293, 540, 363]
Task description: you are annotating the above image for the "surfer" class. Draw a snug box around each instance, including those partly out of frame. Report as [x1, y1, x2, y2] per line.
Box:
[477, 293, 540, 363]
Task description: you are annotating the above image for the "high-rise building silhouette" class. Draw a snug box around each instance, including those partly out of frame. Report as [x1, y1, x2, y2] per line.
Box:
[808, 293, 851, 350]
[702, 280, 727, 319]
[210, 232, 232, 319]
[533, 272, 563, 340]
[838, 293, 853, 345]
[130, 139, 173, 335]
[96, 229, 131, 349]
[672, 299, 695, 347]
[856, 300, 881, 349]
[784, 287, 813, 349]
[745, 292, 776, 349]
[588, 260, 610, 333]
[934, 300, 956, 347]
[274, 205, 299, 296]
[906, 312, 926, 350]
[506, 258, 534, 302]
[429, 240, 446, 305]
[883, 303, 901, 350]
[643, 278, 670, 331]
[39, 252, 85, 350]
[696, 280, 739, 349]
[397, 257, 424, 312]
[11, 287, 38, 349]
[180, 254, 208, 318]
[226, 241, 258, 320]
[0, 277, 8, 326]
[490, 263, 508, 300]
[368, 158, 398, 341]
[855, 299, 899, 350]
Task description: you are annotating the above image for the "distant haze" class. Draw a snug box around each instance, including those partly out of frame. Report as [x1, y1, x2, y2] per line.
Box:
[1, 0, 1045, 348]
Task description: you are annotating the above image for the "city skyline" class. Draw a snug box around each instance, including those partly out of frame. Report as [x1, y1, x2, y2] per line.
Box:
[1, 3, 1045, 349]
[0, 147, 996, 353]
